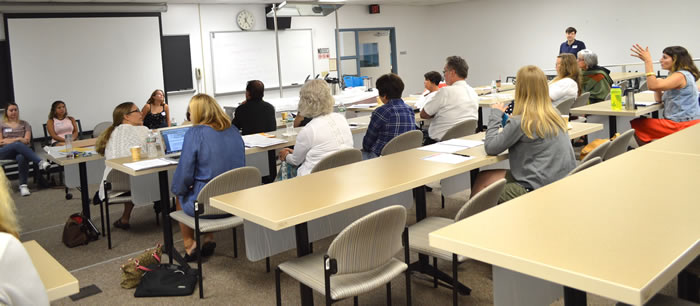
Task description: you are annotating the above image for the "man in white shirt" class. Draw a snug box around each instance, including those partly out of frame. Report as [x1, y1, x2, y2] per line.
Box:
[420, 56, 479, 144]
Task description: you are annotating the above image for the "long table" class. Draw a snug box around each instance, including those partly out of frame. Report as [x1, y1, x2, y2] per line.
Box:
[23, 240, 80, 301]
[638, 122, 700, 156]
[570, 92, 662, 138]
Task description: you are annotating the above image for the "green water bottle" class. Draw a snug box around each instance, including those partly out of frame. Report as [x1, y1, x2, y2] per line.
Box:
[610, 85, 622, 110]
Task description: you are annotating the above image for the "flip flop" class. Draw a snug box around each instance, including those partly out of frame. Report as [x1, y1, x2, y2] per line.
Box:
[113, 219, 130, 230]
[201, 242, 217, 257]
[184, 247, 200, 262]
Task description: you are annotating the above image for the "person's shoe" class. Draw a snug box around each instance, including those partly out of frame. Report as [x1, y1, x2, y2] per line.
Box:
[113, 219, 131, 230]
[201, 242, 217, 257]
[38, 160, 51, 171]
[184, 247, 200, 262]
[19, 184, 30, 196]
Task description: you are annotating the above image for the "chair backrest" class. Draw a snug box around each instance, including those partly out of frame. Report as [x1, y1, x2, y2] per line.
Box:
[92, 121, 112, 138]
[603, 129, 635, 161]
[380, 130, 423, 156]
[571, 92, 591, 109]
[639, 81, 648, 92]
[440, 119, 478, 141]
[454, 179, 506, 222]
[568, 157, 602, 176]
[327, 205, 406, 274]
[555, 97, 576, 116]
[310, 148, 362, 174]
[197, 166, 261, 215]
[505, 76, 516, 84]
[581, 140, 611, 163]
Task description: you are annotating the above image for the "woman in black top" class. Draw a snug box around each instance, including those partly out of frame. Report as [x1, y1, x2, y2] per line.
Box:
[141, 89, 171, 129]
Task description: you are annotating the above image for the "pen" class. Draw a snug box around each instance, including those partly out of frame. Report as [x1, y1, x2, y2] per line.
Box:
[453, 153, 470, 158]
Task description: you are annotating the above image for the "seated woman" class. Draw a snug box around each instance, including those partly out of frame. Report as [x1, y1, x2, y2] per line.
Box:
[96, 102, 150, 230]
[577, 49, 613, 103]
[171, 94, 245, 261]
[141, 89, 171, 130]
[630, 45, 700, 144]
[473, 65, 576, 203]
[278, 80, 353, 176]
[0, 102, 50, 196]
[46, 100, 79, 145]
[549, 53, 582, 107]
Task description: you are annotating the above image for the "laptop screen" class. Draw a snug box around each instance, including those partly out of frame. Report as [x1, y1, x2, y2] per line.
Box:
[160, 127, 191, 156]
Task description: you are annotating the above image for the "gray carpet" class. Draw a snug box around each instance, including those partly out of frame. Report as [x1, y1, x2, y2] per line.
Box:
[12, 178, 680, 305]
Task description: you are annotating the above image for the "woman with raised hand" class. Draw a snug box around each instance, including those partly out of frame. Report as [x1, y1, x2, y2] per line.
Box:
[141, 89, 171, 129]
[46, 100, 79, 145]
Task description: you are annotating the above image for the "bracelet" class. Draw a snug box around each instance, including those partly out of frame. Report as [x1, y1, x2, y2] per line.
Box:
[646, 72, 655, 77]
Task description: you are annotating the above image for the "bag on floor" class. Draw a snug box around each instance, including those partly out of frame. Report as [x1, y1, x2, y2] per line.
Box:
[134, 263, 197, 297]
[62, 213, 98, 248]
[120, 244, 163, 289]
[579, 133, 619, 160]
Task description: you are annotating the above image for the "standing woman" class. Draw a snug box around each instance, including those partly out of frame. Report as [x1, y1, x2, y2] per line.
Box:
[630, 45, 700, 144]
[141, 89, 171, 129]
[0, 102, 50, 196]
[96, 102, 150, 230]
[46, 100, 79, 145]
[171, 94, 245, 261]
[549, 53, 582, 106]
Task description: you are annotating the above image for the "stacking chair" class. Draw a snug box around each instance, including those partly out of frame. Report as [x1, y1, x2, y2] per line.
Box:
[408, 179, 506, 306]
[310, 148, 362, 173]
[580, 140, 611, 163]
[441, 119, 478, 142]
[571, 92, 591, 110]
[381, 130, 423, 156]
[603, 129, 635, 161]
[92, 121, 111, 138]
[554, 97, 576, 116]
[101, 170, 133, 249]
[568, 157, 601, 176]
[169, 166, 261, 298]
[275, 205, 411, 306]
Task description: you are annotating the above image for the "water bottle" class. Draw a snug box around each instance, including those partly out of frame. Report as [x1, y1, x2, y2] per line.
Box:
[154, 133, 163, 157]
[64, 134, 74, 159]
[491, 80, 498, 96]
[146, 132, 158, 158]
[170, 117, 177, 127]
[285, 113, 295, 136]
[610, 85, 622, 111]
[338, 102, 347, 117]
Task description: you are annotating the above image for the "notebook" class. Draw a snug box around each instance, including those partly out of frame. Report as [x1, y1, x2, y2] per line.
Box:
[158, 126, 192, 158]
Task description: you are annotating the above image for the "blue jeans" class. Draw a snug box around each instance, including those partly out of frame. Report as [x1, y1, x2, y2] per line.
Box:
[361, 150, 379, 160]
[0, 142, 42, 184]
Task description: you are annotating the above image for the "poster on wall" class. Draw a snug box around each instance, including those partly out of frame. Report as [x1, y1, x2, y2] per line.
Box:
[318, 48, 330, 59]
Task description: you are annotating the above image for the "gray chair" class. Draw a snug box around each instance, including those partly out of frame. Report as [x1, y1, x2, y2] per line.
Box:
[169, 166, 261, 298]
[555, 97, 576, 116]
[381, 130, 423, 156]
[101, 169, 133, 250]
[275, 205, 411, 306]
[580, 140, 611, 163]
[92, 121, 112, 138]
[571, 92, 591, 110]
[408, 179, 506, 305]
[441, 119, 478, 141]
[568, 157, 601, 176]
[603, 129, 635, 161]
[311, 148, 362, 173]
[639, 81, 648, 92]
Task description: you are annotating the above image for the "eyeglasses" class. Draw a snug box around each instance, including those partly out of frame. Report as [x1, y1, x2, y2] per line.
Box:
[127, 109, 140, 115]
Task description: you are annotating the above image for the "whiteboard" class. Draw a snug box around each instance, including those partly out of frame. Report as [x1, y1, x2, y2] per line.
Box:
[210, 29, 315, 95]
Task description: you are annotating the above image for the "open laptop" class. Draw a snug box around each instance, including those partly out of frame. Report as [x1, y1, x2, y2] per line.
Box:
[158, 125, 192, 158]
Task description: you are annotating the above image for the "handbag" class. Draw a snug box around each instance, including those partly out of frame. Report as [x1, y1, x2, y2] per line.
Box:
[134, 264, 198, 297]
[62, 213, 99, 248]
[580, 133, 619, 160]
[120, 244, 163, 289]
[275, 161, 299, 181]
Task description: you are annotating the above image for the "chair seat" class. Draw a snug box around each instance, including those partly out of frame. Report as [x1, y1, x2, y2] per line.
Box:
[278, 253, 407, 300]
[169, 210, 243, 233]
[408, 217, 467, 262]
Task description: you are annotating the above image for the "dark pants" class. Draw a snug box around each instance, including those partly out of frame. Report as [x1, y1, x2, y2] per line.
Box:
[0, 142, 42, 184]
[422, 129, 438, 145]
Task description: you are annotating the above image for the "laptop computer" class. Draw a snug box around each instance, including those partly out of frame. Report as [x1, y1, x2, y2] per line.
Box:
[158, 126, 192, 158]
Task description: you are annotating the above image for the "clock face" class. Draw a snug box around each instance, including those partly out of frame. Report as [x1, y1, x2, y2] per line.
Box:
[237, 10, 254, 31]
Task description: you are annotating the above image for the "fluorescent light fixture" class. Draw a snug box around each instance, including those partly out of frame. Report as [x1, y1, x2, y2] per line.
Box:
[266, 1, 343, 17]
[0, 2, 167, 14]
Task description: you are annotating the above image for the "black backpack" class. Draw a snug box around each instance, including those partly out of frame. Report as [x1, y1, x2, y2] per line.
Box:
[62, 213, 98, 247]
[134, 264, 197, 297]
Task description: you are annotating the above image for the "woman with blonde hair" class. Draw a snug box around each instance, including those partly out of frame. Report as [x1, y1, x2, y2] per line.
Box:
[475, 65, 576, 203]
[550, 53, 582, 106]
[0, 168, 50, 305]
[141, 89, 171, 129]
[278, 79, 353, 176]
[171, 94, 245, 261]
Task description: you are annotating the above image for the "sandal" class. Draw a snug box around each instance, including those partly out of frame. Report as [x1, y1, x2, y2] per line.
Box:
[184, 247, 200, 262]
[201, 242, 217, 258]
[113, 219, 130, 230]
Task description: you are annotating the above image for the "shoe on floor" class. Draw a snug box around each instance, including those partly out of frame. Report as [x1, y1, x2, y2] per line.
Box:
[113, 219, 131, 230]
[184, 247, 200, 262]
[38, 160, 51, 171]
[19, 184, 30, 196]
[201, 242, 217, 257]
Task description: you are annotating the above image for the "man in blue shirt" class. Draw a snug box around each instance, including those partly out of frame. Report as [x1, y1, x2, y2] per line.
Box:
[361, 73, 416, 159]
[559, 27, 586, 55]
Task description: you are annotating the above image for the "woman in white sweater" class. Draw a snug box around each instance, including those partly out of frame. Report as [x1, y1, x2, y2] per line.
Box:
[549, 53, 582, 107]
[278, 80, 353, 176]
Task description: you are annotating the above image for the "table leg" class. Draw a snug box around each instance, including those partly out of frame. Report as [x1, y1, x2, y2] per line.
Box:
[651, 111, 659, 119]
[158, 170, 176, 264]
[78, 162, 99, 235]
[477, 107, 484, 132]
[263, 150, 277, 184]
[294, 223, 314, 306]
[563, 286, 586, 306]
[608, 116, 617, 138]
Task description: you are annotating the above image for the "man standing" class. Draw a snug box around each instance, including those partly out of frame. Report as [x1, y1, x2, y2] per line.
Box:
[232, 80, 277, 135]
[420, 56, 479, 144]
[559, 27, 586, 55]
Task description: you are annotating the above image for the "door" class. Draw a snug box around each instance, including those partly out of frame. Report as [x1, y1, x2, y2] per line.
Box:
[338, 28, 397, 88]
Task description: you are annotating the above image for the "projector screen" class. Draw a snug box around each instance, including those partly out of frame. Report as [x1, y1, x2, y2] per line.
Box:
[6, 15, 165, 137]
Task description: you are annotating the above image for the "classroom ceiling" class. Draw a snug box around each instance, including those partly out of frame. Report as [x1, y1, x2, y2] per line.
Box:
[0, 0, 467, 5]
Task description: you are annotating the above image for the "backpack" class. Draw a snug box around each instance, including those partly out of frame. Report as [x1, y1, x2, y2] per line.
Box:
[62, 213, 98, 248]
[134, 263, 197, 297]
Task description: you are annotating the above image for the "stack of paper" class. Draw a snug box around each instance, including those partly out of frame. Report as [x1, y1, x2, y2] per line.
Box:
[123, 158, 178, 171]
[422, 153, 473, 164]
[242, 134, 288, 148]
[418, 139, 484, 154]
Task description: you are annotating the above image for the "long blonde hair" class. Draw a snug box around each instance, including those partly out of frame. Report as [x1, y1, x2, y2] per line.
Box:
[189, 94, 231, 131]
[552, 53, 582, 96]
[96, 102, 137, 155]
[0, 168, 20, 238]
[513, 65, 568, 139]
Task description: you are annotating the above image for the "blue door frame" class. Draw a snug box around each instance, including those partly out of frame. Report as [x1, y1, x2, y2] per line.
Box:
[338, 27, 398, 76]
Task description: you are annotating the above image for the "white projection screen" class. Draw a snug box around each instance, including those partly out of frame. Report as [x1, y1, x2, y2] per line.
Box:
[6, 15, 164, 136]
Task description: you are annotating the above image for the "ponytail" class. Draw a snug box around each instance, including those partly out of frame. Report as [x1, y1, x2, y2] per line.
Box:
[95, 125, 116, 156]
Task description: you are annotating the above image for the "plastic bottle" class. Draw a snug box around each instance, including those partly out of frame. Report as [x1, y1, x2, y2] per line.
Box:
[146, 131, 158, 158]
[491, 80, 498, 96]
[170, 117, 177, 127]
[65, 134, 74, 159]
[338, 102, 346, 117]
[610, 85, 622, 111]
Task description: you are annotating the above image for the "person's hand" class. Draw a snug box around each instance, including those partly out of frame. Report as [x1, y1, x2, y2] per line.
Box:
[278, 148, 293, 161]
[630, 44, 652, 63]
[490, 102, 508, 113]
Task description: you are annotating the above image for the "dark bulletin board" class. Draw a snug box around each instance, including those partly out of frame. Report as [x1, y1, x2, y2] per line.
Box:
[162, 35, 193, 92]
[0, 41, 12, 107]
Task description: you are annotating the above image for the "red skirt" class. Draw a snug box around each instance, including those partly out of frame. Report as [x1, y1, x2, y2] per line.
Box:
[630, 117, 700, 143]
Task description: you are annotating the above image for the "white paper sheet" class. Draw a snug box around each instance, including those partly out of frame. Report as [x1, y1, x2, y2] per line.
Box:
[422, 153, 473, 164]
[417, 143, 464, 154]
[242, 134, 288, 148]
[440, 139, 484, 149]
[348, 103, 377, 109]
[123, 158, 178, 171]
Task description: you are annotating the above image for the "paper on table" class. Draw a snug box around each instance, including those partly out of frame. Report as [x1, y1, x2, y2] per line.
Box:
[348, 103, 377, 109]
[422, 153, 473, 164]
[440, 139, 483, 148]
[418, 143, 464, 154]
[123, 158, 178, 171]
[242, 134, 288, 148]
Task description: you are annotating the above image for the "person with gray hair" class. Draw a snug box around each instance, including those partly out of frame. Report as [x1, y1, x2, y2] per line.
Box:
[278, 79, 353, 176]
[577, 49, 613, 103]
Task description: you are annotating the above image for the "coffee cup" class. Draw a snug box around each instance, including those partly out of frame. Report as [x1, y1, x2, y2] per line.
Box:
[130, 146, 142, 161]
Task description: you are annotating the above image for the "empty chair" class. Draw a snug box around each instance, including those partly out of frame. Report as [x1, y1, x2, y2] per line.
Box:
[441, 119, 478, 142]
[92, 121, 112, 138]
[580, 140, 611, 163]
[571, 92, 591, 109]
[100, 170, 134, 250]
[381, 130, 423, 156]
[603, 129, 635, 161]
[568, 157, 601, 176]
[310, 148, 362, 173]
[408, 179, 506, 305]
[169, 166, 261, 298]
[554, 97, 576, 116]
[275, 205, 411, 306]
